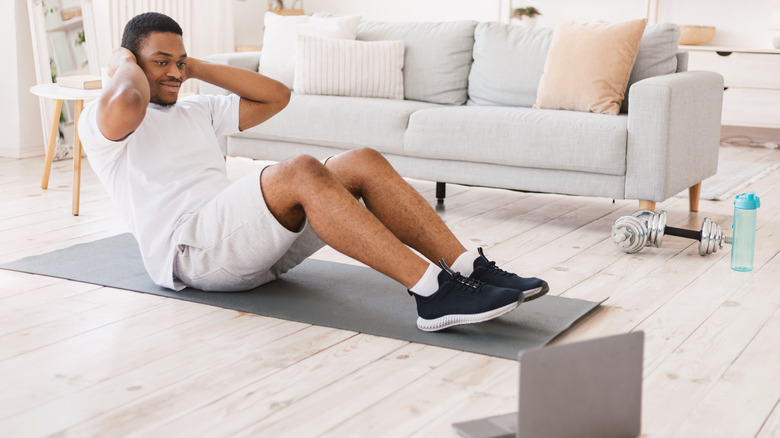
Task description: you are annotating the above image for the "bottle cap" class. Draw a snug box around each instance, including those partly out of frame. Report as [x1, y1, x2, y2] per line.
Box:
[734, 192, 760, 209]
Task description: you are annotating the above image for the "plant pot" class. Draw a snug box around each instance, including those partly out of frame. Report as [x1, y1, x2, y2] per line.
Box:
[510, 16, 538, 27]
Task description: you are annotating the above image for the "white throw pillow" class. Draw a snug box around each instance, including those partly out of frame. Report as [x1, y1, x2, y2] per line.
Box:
[259, 12, 361, 88]
[294, 35, 405, 100]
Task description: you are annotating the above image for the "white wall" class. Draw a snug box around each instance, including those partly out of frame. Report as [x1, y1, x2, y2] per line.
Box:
[304, 0, 502, 22]
[0, 0, 44, 158]
[234, 0, 504, 47]
[234, 0, 267, 47]
[517, 0, 647, 28]
[234, 0, 780, 50]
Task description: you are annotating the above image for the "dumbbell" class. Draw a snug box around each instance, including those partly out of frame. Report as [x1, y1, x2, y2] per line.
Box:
[612, 210, 732, 255]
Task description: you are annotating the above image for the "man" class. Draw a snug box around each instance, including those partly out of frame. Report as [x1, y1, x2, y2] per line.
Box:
[79, 12, 549, 332]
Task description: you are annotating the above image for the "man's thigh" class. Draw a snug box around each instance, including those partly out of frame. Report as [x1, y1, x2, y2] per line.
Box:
[173, 167, 324, 291]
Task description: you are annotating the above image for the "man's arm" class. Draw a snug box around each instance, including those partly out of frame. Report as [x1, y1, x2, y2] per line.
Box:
[97, 48, 151, 141]
[184, 58, 290, 131]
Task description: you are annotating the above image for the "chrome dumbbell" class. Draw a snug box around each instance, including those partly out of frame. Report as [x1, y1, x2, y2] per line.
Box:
[612, 210, 732, 255]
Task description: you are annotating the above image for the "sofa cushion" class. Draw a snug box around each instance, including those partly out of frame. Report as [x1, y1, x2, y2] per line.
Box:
[235, 94, 439, 155]
[535, 18, 647, 115]
[621, 23, 680, 113]
[357, 20, 477, 105]
[404, 106, 628, 176]
[468, 23, 553, 107]
[294, 34, 405, 100]
[259, 12, 361, 89]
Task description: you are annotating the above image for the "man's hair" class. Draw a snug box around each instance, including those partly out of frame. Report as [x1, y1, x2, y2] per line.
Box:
[121, 12, 183, 57]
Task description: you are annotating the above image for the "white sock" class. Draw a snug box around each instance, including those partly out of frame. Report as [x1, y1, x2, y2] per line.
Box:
[450, 251, 477, 277]
[409, 264, 441, 297]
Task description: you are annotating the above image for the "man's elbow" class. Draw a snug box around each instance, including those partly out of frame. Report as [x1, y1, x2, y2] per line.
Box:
[97, 87, 147, 140]
[105, 87, 147, 117]
[273, 84, 291, 111]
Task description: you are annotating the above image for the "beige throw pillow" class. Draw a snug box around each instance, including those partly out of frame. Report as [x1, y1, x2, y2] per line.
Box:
[534, 18, 647, 115]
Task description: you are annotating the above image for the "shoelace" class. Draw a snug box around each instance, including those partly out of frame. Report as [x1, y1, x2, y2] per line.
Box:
[477, 248, 513, 277]
[438, 259, 484, 289]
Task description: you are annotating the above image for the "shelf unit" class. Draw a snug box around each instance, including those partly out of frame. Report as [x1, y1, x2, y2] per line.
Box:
[682, 44, 780, 131]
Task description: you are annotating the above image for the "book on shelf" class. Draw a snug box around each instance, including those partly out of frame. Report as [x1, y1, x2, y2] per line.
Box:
[57, 75, 102, 90]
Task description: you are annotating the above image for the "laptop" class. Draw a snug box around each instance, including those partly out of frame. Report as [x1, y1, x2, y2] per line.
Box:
[453, 331, 644, 438]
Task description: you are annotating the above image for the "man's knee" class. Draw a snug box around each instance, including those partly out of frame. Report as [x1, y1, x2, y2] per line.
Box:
[283, 154, 329, 180]
[335, 148, 395, 177]
[350, 147, 387, 165]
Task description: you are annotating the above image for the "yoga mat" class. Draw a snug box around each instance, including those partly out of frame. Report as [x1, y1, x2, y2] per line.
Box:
[1, 234, 601, 359]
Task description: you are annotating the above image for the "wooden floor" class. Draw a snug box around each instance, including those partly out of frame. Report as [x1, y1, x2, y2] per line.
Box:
[1, 144, 779, 437]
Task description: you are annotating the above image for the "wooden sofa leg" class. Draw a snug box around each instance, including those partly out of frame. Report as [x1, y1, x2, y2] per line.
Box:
[689, 182, 702, 212]
[639, 200, 656, 211]
[436, 182, 446, 207]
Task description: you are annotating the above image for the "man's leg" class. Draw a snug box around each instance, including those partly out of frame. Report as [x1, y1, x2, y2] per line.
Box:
[322, 148, 468, 266]
[321, 148, 549, 302]
[260, 153, 431, 289]
[260, 150, 531, 332]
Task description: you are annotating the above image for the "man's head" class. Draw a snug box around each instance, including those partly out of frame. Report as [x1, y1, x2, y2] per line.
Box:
[121, 12, 186, 106]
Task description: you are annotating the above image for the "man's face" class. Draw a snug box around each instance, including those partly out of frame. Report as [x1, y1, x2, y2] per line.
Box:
[136, 31, 187, 106]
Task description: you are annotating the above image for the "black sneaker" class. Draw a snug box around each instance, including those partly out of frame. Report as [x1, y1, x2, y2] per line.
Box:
[408, 260, 523, 332]
[470, 248, 549, 302]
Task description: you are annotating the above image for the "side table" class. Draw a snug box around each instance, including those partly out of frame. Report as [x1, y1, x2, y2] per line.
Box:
[30, 83, 102, 216]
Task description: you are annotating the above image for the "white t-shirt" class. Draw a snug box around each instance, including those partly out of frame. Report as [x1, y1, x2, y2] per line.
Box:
[79, 93, 241, 290]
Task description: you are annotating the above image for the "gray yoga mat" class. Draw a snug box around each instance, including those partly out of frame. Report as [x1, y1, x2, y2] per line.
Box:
[1, 233, 601, 359]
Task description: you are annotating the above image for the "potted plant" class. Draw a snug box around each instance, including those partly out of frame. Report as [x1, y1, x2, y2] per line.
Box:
[511, 6, 541, 27]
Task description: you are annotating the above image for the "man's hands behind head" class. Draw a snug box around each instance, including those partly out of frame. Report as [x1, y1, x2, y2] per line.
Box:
[107, 47, 138, 79]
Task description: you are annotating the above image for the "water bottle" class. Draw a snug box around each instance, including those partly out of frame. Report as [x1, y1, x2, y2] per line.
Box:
[731, 192, 760, 272]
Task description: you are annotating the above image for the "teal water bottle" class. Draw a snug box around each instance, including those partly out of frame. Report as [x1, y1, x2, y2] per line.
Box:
[731, 192, 760, 272]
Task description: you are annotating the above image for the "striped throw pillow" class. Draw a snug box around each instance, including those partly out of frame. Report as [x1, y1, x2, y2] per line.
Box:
[294, 34, 405, 100]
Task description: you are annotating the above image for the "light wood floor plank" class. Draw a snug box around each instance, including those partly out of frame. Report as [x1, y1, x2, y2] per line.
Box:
[323, 352, 515, 436]
[0, 291, 170, 362]
[232, 344, 462, 437]
[60, 326, 358, 437]
[0, 299, 221, 419]
[670, 302, 780, 438]
[756, 399, 780, 438]
[409, 365, 518, 437]
[143, 334, 409, 437]
[1, 317, 311, 436]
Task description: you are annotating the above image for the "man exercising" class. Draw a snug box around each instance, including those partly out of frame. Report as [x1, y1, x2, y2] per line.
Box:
[79, 12, 549, 332]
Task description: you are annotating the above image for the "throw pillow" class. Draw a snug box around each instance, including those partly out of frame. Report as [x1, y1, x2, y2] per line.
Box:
[534, 18, 647, 115]
[294, 35, 405, 100]
[468, 22, 553, 107]
[621, 23, 680, 113]
[259, 12, 361, 88]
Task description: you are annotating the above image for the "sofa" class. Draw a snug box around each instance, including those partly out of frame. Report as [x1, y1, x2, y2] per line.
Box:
[201, 19, 724, 212]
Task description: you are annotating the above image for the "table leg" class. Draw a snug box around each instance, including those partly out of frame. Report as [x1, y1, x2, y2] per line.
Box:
[41, 99, 63, 190]
[72, 100, 84, 216]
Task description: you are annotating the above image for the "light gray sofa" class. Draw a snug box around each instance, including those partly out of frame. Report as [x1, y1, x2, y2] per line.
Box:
[202, 20, 724, 212]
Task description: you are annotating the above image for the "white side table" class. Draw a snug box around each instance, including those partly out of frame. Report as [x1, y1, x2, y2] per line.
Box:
[30, 83, 101, 216]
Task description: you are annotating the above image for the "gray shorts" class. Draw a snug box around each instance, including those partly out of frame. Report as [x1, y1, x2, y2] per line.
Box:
[172, 166, 325, 292]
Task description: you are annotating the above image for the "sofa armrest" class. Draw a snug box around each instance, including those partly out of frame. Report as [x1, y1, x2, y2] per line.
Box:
[199, 51, 262, 96]
[625, 70, 724, 202]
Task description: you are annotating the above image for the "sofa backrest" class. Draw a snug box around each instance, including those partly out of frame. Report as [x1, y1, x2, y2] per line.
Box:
[468, 23, 553, 107]
[468, 22, 681, 112]
[621, 22, 681, 113]
[357, 20, 477, 105]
